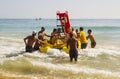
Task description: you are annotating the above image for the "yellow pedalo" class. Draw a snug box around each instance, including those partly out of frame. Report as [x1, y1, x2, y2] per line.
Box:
[39, 39, 81, 53]
[39, 39, 52, 53]
[62, 40, 81, 54]
[62, 45, 69, 54]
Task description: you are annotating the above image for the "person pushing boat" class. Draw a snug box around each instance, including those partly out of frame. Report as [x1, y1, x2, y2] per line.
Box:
[79, 27, 87, 49]
[67, 33, 78, 62]
[38, 27, 51, 41]
[87, 29, 96, 48]
[24, 30, 46, 52]
[24, 30, 38, 52]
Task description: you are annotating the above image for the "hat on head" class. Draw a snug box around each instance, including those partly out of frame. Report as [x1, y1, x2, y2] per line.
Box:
[32, 30, 37, 34]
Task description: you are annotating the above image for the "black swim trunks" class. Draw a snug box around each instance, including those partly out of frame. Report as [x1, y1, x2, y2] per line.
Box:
[91, 42, 96, 47]
[25, 46, 33, 53]
[69, 49, 78, 62]
[81, 43, 87, 49]
[33, 46, 39, 51]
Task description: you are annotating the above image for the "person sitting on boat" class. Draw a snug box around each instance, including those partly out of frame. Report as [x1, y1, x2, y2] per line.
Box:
[56, 28, 62, 39]
[79, 27, 87, 49]
[55, 28, 65, 44]
[87, 29, 96, 48]
[67, 33, 78, 62]
[50, 28, 57, 44]
[38, 27, 51, 41]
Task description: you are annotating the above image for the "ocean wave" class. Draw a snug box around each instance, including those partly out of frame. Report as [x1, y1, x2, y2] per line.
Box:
[0, 54, 120, 79]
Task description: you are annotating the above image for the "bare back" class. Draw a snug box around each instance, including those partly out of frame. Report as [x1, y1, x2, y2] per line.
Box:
[24, 36, 37, 47]
[67, 38, 78, 50]
[88, 35, 95, 43]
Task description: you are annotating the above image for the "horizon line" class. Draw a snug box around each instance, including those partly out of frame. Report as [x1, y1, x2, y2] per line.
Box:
[0, 18, 120, 20]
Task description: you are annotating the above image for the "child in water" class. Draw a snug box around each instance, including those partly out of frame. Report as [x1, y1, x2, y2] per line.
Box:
[87, 29, 96, 48]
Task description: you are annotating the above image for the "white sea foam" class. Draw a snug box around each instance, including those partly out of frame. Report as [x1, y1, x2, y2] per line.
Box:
[0, 36, 24, 56]
[31, 61, 120, 77]
[47, 48, 68, 57]
[0, 35, 120, 78]
[78, 48, 120, 57]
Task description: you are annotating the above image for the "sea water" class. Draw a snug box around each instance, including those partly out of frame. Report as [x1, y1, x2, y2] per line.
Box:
[0, 19, 120, 79]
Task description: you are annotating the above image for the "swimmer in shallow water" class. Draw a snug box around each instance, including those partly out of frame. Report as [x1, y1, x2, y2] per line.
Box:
[24, 30, 46, 52]
[87, 29, 96, 48]
[67, 33, 78, 62]
[24, 30, 38, 52]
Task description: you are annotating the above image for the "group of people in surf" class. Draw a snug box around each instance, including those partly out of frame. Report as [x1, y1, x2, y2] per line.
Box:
[24, 26, 96, 62]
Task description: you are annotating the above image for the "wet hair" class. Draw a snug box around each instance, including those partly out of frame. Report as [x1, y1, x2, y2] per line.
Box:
[88, 29, 92, 33]
[41, 27, 45, 31]
[72, 27, 74, 31]
[80, 27, 83, 31]
[53, 28, 57, 32]
[58, 28, 61, 33]
[76, 29, 78, 32]
[69, 33, 73, 38]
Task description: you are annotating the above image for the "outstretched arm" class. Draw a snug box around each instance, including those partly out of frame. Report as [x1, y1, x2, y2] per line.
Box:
[38, 39, 47, 44]
[45, 33, 51, 37]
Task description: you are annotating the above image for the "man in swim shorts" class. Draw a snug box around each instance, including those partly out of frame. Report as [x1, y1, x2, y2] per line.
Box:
[67, 33, 78, 62]
[87, 29, 96, 48]
[24, 30, 37, 53]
